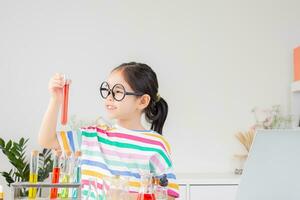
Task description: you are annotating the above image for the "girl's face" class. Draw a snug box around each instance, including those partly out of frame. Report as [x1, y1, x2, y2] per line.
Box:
[104, 70, 143, 120]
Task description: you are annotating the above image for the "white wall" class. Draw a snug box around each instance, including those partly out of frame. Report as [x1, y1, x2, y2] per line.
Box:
[1, 0, 300, 195]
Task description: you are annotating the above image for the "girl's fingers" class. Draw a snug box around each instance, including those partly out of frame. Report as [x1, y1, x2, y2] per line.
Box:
[52, 79, 64, 85]
[51, 83, 64, 89]
[50, 79, 64, 86]
[52, 73, 70, 85]
[53, 78, 64, 84]
[51, 81, 64, 88]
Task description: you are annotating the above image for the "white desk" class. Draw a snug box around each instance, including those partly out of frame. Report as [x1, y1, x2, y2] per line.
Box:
[177, 173, 240, 200]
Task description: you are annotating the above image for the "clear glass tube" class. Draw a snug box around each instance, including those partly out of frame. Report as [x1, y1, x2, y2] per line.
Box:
[28, 150, 39, 199]
[60, 151, 72, 198]
[50, 150, 61, 199]
[61, 78, 70, 126]
[137, 173, 156, 200]
[72, 151, 82, 199]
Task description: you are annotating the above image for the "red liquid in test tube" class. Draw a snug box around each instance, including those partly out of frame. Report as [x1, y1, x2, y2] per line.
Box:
[50, 151, 61, 199]
[137, 193, 156, 200]
[61, 79, 70, 125]
[50, 167, 60, 198]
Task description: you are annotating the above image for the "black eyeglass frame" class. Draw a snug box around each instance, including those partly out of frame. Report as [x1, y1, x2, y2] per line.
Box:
[99, 81, 144, 101]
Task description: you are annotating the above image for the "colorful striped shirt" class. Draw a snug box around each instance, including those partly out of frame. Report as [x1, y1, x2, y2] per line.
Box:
[57, 124, 180, 199]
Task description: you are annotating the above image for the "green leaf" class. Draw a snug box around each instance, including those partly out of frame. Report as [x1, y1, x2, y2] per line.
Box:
[8, 152, 18, 163]
[11, 146, 21, 158]
[19, 138, 25, 146]
[22, 164, 30, 182]
[15, 172, 23, 178]
[13, 142, 22, 152]
[0, 138, 5, 148]
[6, 140, 12, 150]
[0, 171, 15, 186]
[22, 139, 29, 147]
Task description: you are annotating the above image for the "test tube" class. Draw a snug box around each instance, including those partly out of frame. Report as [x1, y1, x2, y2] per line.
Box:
[28, 150, 39, 199]
[57, 152, 66, 197]
[60, 151, 72, 198]
[61, 76, 70, 126]
[50, 150, 61, 199]
[0, 185, 4, 200]
[72, 151, 82, 199]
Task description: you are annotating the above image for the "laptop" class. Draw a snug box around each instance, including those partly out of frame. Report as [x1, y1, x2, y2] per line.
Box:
[236, 129, 300, 200]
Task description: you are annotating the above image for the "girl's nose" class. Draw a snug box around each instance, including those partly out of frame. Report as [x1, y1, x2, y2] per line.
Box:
[107, 92, 114, 101]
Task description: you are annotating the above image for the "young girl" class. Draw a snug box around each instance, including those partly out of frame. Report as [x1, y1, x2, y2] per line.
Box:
[38, 62, 179, 199]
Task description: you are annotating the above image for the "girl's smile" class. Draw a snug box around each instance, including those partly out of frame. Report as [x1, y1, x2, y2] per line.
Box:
[105, 104, 117, 111]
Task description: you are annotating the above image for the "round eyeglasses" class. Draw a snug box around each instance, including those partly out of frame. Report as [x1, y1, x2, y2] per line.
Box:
[99, 81, 144, 101]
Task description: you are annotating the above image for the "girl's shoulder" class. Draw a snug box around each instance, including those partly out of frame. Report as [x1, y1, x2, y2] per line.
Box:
[141, 131, 172, 154]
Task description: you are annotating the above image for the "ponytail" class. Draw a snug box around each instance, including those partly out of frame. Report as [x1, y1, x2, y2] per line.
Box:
[145, 96, 168, 135]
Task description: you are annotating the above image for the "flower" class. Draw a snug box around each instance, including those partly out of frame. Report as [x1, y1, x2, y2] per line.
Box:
[251, 105, 291, 130]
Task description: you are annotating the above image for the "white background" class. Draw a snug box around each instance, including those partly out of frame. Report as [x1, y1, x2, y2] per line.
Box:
[1, 0, 300, 195]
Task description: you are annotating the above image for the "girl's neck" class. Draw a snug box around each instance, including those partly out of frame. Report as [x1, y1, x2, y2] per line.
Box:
[116, 119, 146, 131]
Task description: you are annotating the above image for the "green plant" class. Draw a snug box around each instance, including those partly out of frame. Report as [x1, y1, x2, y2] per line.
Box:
[38, 148, 53, 182]
[251, 105, 293, 129]
[0, 137, 53, 187]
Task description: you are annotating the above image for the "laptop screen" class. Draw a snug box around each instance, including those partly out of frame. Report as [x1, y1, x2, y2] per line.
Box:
[236, 129, 300, 200]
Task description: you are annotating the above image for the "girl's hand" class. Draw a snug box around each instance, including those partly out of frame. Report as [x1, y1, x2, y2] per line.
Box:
[48, 73, 67, 104]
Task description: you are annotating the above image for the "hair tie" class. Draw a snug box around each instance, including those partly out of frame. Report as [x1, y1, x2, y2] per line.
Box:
[156, 93, 161, 102]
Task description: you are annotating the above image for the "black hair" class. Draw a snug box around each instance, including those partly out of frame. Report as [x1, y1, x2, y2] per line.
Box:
[112, 62, 168, 135]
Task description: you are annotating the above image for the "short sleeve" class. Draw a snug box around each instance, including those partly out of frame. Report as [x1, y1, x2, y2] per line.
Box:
[157, 167, 180, 198]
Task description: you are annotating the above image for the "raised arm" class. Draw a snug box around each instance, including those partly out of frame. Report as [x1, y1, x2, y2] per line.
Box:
[38, 73, 66, 149]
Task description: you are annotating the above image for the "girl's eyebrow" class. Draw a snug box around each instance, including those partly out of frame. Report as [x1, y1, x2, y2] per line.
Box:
[114, 84, 124, 89]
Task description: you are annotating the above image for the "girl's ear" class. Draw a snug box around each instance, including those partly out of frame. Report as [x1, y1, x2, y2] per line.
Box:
[137, 94, 151, 110]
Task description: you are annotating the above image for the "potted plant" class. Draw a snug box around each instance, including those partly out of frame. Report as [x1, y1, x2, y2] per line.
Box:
[0, 137, 53, 197]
